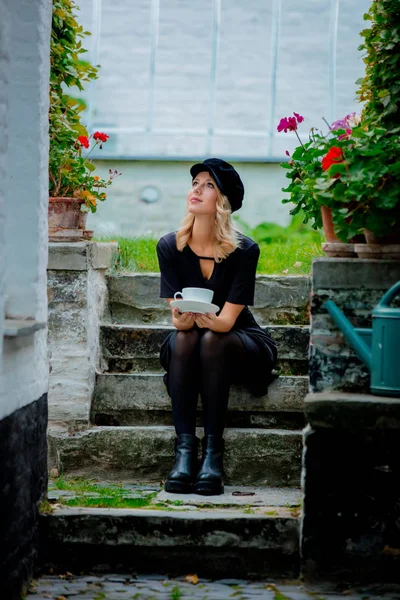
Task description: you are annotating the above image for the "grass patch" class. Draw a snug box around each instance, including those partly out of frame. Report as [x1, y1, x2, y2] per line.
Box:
[50, 476, 159, 509]
[94, 214, 323, 275]
[64, 496, 154, 509]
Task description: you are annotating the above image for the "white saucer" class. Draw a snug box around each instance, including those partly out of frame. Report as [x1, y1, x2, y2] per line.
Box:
[170, 299, 220, 314]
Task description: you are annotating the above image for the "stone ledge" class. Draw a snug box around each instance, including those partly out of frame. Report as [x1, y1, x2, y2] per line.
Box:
[48, 242, 117, 271]
[39, 508, 299, 578]
[312, 258, 400, 290]
[4, 318, 46, 338]
[48, 426, 302, 486]
[305, 391, 400, 429]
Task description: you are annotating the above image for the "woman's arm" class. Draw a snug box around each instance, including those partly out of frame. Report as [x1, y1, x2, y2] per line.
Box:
[194, 301, 244, 332]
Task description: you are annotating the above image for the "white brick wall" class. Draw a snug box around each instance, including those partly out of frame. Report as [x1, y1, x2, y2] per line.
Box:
[0, 0, 52, 421]
[0, 0, 9, 359]
[87, 159, 292, 237]
[76, 0, 369, 159]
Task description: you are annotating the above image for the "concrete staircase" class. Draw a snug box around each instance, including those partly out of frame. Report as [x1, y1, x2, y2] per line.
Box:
[48, 274, 310, 486]
[44, 272, 310, 577]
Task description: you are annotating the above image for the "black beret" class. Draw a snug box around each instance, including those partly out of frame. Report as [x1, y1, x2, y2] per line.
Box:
[190, 158, 244, 213]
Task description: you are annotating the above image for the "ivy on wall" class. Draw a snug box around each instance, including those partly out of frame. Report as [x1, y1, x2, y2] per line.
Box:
[357, 0, 400, 127]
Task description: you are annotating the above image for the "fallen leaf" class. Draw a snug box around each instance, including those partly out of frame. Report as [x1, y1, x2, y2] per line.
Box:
[55, 596, 67, 600]
[282, 268, 289, 274]
[382, 545, 400, 556]
[293, 261, 303, 268]
[265, 583, 277, 590]
[185, 574, 199, 585]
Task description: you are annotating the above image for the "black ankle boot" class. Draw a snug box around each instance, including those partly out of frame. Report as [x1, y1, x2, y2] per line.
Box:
[164, 434, 199, 494]
[194, 435, 224, 496]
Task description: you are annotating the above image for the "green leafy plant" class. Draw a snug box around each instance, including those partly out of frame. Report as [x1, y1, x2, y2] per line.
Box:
[357, 0, 400, 128]
[278, 112, 357, 235]
[49, 0, 121, 212]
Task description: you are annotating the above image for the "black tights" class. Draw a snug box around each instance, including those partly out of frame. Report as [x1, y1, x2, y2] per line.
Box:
[168, 329, 246, 437]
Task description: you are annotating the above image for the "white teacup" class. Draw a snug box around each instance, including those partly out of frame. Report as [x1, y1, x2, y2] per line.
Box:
[174, 287, 214, 304]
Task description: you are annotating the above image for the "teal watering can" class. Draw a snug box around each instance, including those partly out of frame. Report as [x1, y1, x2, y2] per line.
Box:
[324, 281, 400, 397]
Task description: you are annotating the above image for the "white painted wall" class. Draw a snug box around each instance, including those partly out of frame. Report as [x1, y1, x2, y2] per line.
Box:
[0, 0, 52, 421]
[76, 0, 369, 235]
[0, 0, 9, 360]
[76, 0, 369, 159]
[87, 160, 292, 237]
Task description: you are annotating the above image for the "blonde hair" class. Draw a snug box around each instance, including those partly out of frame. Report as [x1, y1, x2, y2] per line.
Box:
[176, 187, 242, 262]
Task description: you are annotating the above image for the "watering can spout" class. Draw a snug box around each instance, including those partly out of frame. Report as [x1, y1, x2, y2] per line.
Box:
[324, 300, 372, 371]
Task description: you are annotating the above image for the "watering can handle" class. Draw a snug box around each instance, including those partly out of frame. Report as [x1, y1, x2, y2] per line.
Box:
[379, 281, 400, 308]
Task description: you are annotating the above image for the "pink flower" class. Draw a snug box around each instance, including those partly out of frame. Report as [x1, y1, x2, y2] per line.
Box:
[285, 150, 290, 156]
[331, 113, 361, 131]
[277, 116, 298, 133]
[293, 112, 304, 123]
[338, 128, 352, 140]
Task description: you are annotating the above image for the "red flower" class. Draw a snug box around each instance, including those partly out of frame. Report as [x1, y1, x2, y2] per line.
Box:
[293, 112, 304, 123]
[277, 116, 298, 133]
[77, 136, 89, 149]
[93, 131, 109, 143]
[322, 146, 344, 178]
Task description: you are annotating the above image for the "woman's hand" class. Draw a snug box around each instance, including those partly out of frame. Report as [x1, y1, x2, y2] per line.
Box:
[172, 307, 196, 330]
[194, 312, 217, 329]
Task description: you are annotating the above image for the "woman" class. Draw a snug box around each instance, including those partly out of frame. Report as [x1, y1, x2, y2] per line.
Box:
[156, 158, 278, 496]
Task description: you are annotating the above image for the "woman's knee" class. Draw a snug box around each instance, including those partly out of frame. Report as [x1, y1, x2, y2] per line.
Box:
[199, 330, 225, 361]
[172, 329, 200, 359]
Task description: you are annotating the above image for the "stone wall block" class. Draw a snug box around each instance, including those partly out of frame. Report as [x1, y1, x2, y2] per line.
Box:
[47, 243, 89, 271]
[47, 242, 115, 424]
[312, 258, 400, 290]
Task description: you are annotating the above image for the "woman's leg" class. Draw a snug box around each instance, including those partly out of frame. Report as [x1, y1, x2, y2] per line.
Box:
[198, 330, 246, 437]
[168, 329, 201, 436]
[164, 329, 201, 494]
[194, 330, 245, 495]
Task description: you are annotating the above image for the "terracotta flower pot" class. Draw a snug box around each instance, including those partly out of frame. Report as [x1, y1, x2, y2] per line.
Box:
[320, 205, 357, 258]
[320, 205, 340, 243]
[48, 197, 93, 242]
[355, 228, 400, 260]
[363, 229, 400, 245]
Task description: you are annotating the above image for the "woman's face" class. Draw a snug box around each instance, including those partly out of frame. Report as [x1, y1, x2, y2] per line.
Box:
[187, 171, 219, 215]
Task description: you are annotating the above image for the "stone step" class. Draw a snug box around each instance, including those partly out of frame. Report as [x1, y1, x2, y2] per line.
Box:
[39, 503, 300, 578]
[48, 426, 303, 487]
[100, 324, 310, 375]
[107, 273, 311, 326]
[92, 373, 308, 429]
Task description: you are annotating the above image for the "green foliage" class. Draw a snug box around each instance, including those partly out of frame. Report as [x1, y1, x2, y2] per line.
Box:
[314, 124, 400, 239]
[49, 0, 118, 211]
[280, 132, 332, 231]
[357, 0, 400, 127]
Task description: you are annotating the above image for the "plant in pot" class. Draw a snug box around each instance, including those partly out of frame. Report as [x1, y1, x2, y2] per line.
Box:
[49, 0, 121, 242]
[278, 111, 363, 257]
[318, 0, 400, 259]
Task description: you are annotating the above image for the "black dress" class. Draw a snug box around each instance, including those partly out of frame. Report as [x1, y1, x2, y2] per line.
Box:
[156, 231, 278, 397]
